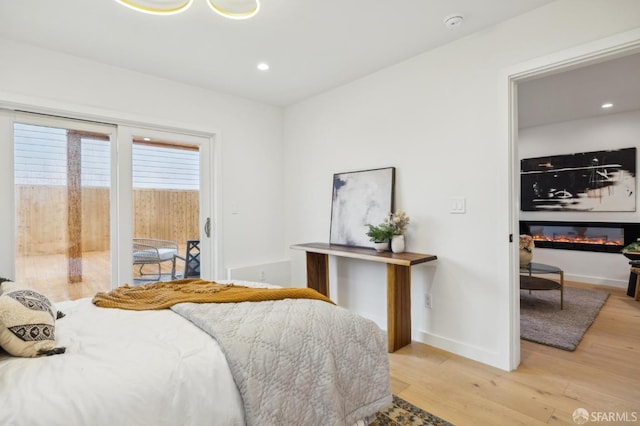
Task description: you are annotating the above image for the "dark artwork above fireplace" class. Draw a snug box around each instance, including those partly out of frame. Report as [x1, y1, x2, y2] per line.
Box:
[520, 147, 636, 212]
[520, 221, 640, 253]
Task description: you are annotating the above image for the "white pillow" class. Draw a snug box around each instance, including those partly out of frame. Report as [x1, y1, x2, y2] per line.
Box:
[0, 286, 64, 357]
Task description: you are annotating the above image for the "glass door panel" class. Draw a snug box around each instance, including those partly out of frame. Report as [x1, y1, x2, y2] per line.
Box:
[131, 137, 201, 283]
[14, 119, 114, 301]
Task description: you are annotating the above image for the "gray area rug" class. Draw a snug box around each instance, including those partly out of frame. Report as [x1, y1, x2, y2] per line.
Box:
[520, 286, 609, 351]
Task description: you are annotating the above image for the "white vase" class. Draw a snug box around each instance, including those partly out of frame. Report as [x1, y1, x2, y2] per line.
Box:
[373, 241, 389, 252]
[391, 234, 405, 253]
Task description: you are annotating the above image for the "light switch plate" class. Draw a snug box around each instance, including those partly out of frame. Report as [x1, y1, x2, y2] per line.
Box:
[450, 197, 466, 214]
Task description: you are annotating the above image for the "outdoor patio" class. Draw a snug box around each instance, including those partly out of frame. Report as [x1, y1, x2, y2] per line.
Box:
[16, 246, 189, 302]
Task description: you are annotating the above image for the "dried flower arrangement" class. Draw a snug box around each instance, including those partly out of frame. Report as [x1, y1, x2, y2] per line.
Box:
[384, 210, 410, 235]
[519, 234, 534, 252]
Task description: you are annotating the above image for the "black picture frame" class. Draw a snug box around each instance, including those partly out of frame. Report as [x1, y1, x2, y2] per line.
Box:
[520, 147, 636, 212]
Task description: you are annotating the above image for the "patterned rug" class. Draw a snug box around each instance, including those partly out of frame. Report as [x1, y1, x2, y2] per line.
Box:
[371, 395, 453, 426]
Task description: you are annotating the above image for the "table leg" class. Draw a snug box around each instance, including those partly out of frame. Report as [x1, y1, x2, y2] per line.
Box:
[560, 270, 564, 309]
[387, 264, 412, 353]
[306, 252, 329, 297]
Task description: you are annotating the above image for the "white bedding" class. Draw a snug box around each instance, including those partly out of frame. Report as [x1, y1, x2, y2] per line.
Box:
[0, 297, 245, 426]
[0, 280, 390, 426]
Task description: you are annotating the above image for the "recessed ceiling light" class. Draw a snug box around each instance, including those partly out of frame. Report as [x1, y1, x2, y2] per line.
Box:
[257, 62, 270, 71]
[601, 102, 614, 109]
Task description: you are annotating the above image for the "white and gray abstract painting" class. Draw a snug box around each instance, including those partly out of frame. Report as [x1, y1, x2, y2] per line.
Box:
[330, 167, 394, 248]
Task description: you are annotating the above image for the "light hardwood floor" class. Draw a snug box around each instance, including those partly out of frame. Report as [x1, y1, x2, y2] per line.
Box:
[389, 282, 640, 425]
[15, 250, 184, 302]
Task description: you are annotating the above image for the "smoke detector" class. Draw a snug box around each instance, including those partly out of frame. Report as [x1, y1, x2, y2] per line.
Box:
[444, 14, 464, 29]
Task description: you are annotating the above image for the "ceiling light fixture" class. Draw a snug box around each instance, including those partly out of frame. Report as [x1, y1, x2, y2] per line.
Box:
[115, 0, 260, 19]
[601, 102, 614, 109]
[208, 0, 259, 19]
[115, 0, 193, 15]
[257, 62, 269, 71]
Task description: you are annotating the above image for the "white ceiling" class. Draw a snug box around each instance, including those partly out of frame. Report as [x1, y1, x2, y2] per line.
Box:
[0, 0, 553, 106]
[518, 52, 640, 129]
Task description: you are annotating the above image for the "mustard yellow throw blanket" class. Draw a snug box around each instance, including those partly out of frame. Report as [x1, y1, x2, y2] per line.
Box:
[92, 279, 333, 310]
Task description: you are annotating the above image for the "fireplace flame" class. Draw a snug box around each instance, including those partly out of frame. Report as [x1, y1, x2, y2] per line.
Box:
[532, 234, 622, 246]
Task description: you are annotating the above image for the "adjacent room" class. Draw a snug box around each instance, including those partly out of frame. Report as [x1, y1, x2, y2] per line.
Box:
[1, 0, 639, 424]
[517, 53, 640, 352]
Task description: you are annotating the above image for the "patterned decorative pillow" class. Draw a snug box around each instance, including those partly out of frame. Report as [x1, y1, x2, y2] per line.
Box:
[0, 286, 65, 357]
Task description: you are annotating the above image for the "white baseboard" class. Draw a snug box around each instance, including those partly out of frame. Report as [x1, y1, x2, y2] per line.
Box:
[564, 273, 628, 289]
[414, 329, 508, 371]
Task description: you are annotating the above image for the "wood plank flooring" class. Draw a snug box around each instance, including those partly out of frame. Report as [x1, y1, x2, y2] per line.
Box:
[15, 249, 185, 302]
[390, 282, 640, 425]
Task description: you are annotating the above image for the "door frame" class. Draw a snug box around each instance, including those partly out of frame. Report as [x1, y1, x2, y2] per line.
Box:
[118, 125, 217, 285]
[503, 28, 640, 370]
[2, 111, 117, 284]
[0, 109, 17, 279]
[0, 100, 222, 290]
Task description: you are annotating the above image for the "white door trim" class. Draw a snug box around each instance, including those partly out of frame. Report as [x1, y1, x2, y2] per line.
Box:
[0, 109, 17, 279]
[118, 125, 219, 285]
[502, 27, 640, 371]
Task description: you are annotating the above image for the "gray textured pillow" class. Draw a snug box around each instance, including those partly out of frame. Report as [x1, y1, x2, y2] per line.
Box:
[0, 286, 64, 357]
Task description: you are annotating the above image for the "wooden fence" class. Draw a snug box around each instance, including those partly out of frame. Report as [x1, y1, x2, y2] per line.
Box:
[16, 185, 199, 256]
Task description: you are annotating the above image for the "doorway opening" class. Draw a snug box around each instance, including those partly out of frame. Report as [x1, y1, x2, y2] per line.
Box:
[508, 32, 640, 369]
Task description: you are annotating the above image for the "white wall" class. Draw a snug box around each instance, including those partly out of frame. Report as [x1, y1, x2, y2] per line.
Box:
[0, 38, 285, 278]
[519, 109, 640, 287]
[283, 0, 640, 370]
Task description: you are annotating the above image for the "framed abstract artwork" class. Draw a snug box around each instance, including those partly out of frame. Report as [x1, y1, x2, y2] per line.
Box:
[521, 147, 636, 212]
[329, 167, 395, 248]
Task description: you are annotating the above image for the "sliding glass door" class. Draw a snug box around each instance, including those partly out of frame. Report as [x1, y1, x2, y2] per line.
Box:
[118, 126, 213, 286]
[0, 111, 216, 301]
[131, 137, 201, 282]
[13, 114, 115, 301]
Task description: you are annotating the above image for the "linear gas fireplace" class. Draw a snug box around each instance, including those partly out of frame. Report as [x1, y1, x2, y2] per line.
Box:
[519, 221, 640, 253]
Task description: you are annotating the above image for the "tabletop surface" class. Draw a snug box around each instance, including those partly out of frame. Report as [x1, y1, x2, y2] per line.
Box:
[520, 262, 563, 274]
[291, 242, 437, 266]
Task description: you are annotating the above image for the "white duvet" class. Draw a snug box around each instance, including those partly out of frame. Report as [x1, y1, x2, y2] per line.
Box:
[0, 280, 390, 426]
[0, 296, 245, 426]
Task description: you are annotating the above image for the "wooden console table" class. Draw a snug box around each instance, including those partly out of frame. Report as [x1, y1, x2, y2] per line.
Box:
[291, 242, 437, 352]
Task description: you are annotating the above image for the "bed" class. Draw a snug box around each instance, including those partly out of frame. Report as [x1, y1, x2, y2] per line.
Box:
[0, 280, 391, 426]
